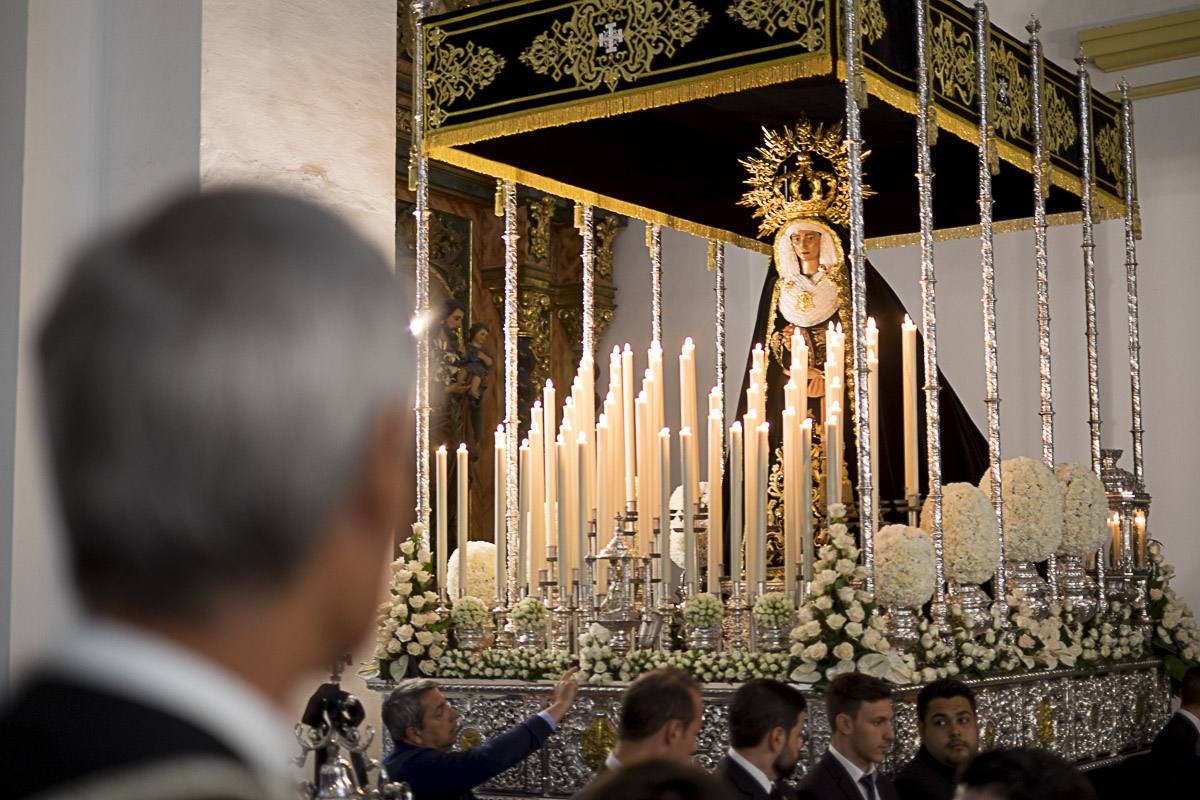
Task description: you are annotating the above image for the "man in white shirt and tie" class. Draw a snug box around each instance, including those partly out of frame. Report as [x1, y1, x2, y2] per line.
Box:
[718, 679, 808, 800]
[796, 673, 899, 800]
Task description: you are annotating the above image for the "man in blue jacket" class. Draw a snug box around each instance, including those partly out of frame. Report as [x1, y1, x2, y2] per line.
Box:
[382, 668, 578, 799]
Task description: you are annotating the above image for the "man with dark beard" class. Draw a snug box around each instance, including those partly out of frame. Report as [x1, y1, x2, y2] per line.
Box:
[717, 679, 808, 800]
[896, 679, 979, 800]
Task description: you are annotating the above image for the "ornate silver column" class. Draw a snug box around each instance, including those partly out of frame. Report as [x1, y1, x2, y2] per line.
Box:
[1029, 17, 1059, 602]
[915, 0, 945, 622]
[412, 0, 432, 532]
[1077, 54, 1103, 477]
[712, 240, 727, 439]
[843, 0, 875, 591]
[1120, 82, 1145, 488]
[502, 181, 520, 605]
[975, 0, 1007, 611]
[579, 204, 595, 357]
[648, 223, 663, 346]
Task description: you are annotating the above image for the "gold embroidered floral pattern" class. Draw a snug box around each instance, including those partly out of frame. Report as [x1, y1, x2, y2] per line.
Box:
[520, 0, 711, 93]
[1095, 122, 1124, 186]
[930, 13, 974, 107]
[424, 27, 506, 129]
[861, 0, 887, 46]
[726, 0, 826, 48]
[1045, 85, 1078, 157]
[989, 39, 1030, 141]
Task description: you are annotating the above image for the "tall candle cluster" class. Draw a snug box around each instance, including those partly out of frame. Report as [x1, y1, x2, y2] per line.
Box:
[432, 317, 925, 605]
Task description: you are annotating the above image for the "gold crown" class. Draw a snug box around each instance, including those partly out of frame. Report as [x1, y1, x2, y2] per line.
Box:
[738, 118, 871, 236]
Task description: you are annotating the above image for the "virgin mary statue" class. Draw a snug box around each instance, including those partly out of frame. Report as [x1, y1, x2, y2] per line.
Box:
[733, 120, 987, 568]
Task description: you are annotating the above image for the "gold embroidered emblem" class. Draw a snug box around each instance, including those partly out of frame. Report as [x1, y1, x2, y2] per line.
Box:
[1045, 85, 1078, 157]
[726, 0, 826, 47]
[424, 27, 506, 129]
[861, 0, 888, 46]
[520, 0, 711, 93]
[990, 39, 1031, 141]
[1094, 122, 1124, 185]
[930, 12, 974, 107]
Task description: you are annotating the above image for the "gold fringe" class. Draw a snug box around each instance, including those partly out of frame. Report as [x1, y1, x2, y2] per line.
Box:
[706, 240, 718, 272]
[425, 52, 835, 151]
[865, 210, 1097, 250]
[494, 179, 504, 217]
[573, 202, 584, 230]
[427, 145, 773, 256]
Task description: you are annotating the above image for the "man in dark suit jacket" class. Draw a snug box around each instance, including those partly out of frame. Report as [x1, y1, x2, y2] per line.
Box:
[1150, 666, 1200, 791]
[716, 679, 808, 800]
[796, 673, 899, 800]
[383, 670, 578, 799]
[0, 189, 413, 800]
[895, 679, 979, 800]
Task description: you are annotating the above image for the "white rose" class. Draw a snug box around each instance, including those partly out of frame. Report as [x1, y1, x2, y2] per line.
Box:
[847, 604, 866, 623]
[409, 595, 427, 611]
[836, 558, 856, 576]
[396, 624, 415, 642]
[826, 613, 847, 630]
[395, 582, 413, 597]
[416, 631, 434, 646]
[837, 586, 856, 603]
[815, 596, 833, 610]
[845, 622, 864, 637]
[406, 642, 424, 656]
[429, 645, 444, 659]
[833, 642, 855, 661]
[803, 642, 828, 660]
[399, 540, 415, 556]
[386, 640, 403, 654]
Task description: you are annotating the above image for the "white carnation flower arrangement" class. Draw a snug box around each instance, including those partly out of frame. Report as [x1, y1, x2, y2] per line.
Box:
[1054, 463, 1108, 557]
[922, 483, 997, 584]
[370, 523, 449, 681]
[786, 508, 913, 687]
[445, 540, 498, 600]
[450, 595, 490, 629]
[1146, 540, 1200, 682]
[437, 647, 572, 681]
[510, 596, 549, 634]
[752, 592, 794, 630]
[874, 524, 936, 610]
[682, 592, 724, 629]
[578, 623, 617, 684]
[979, 457, 1063, 562]
[618, 650, 790, 684]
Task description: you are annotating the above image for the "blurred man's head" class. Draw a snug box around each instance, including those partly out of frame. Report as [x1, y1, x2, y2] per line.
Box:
[826, 672, 895, 770]
[1180, 666, 1200, 713]
[917, 679, 979, 768]
[383, 679, 459, 751]
[38, 188, 409, 689]
[616, 668, 704, 765]
[727, 679, 808, 780]
[955, 748, 1096, 800]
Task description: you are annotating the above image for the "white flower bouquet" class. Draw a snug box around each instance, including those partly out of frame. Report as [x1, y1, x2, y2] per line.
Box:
[371, 523, 449, 680]
[979, 457, 1063, 562]
[450, 595, 490, 628]
[787, 511, 913, 687]
[445, 540, 498, 600]
[753, 592, 794, 630]
[618, 650, 790, 684]
[922, 483, 997, 584]
[682, 592, 723, 629]
[437, 647, 571, 681]
[510, 596, 548, 633]
[1146, 540, 1199, 682]
[578, 623, 616, 684]
[874, 524, 936, 610]
[1054, 463, 1108, 557]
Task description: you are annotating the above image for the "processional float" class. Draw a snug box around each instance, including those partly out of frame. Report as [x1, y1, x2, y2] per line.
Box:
[369, 0, 1194, 793]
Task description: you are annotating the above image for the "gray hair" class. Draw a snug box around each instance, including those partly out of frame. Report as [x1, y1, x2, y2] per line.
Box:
[37, 188, 409, 616]
[382, 678, 439, 741]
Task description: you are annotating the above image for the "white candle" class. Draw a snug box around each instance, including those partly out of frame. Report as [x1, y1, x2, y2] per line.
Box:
[556, 437, 568, 592]
[622, 344, 636, 506]
[657, 428, 671, 586]
[868, 324, 880, 532]
[784, 378, 800, 416]
[800, 418, 814, 583]
[543, 381, 557, 557]
[436, 444, 448, 595]
[826, 406, 841, 508]
[743, 409, 758, 587]
[709, 387, 722, 417]
[902, 315, 919, 501]
[793, 336, 809, 412]
[518, 439, 530, 594]
[680, 337, 699, 501]
[528, 411, 545, 593]
[649, 342, 665, 435]
[596, 415, 609, 536]
[643, 369, 659, 525]
[706, 410, 723, 593]
[577, 432, 588, 574]
[579, 356, 595, 517]
[456, 443, 469, 598]
[609, 376, 626, 513]
[729, 422, 743, 583]
[494, 427, 507, 602]
[680, 426, 696, 589]
[635, 392, 651, 555]
[783, 406, 797, 597]
[755, 422, 769, 587]
[752, 342, 765, 372]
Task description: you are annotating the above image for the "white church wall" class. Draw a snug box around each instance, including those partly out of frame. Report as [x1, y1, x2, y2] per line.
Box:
[7, 0, 203, 684]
